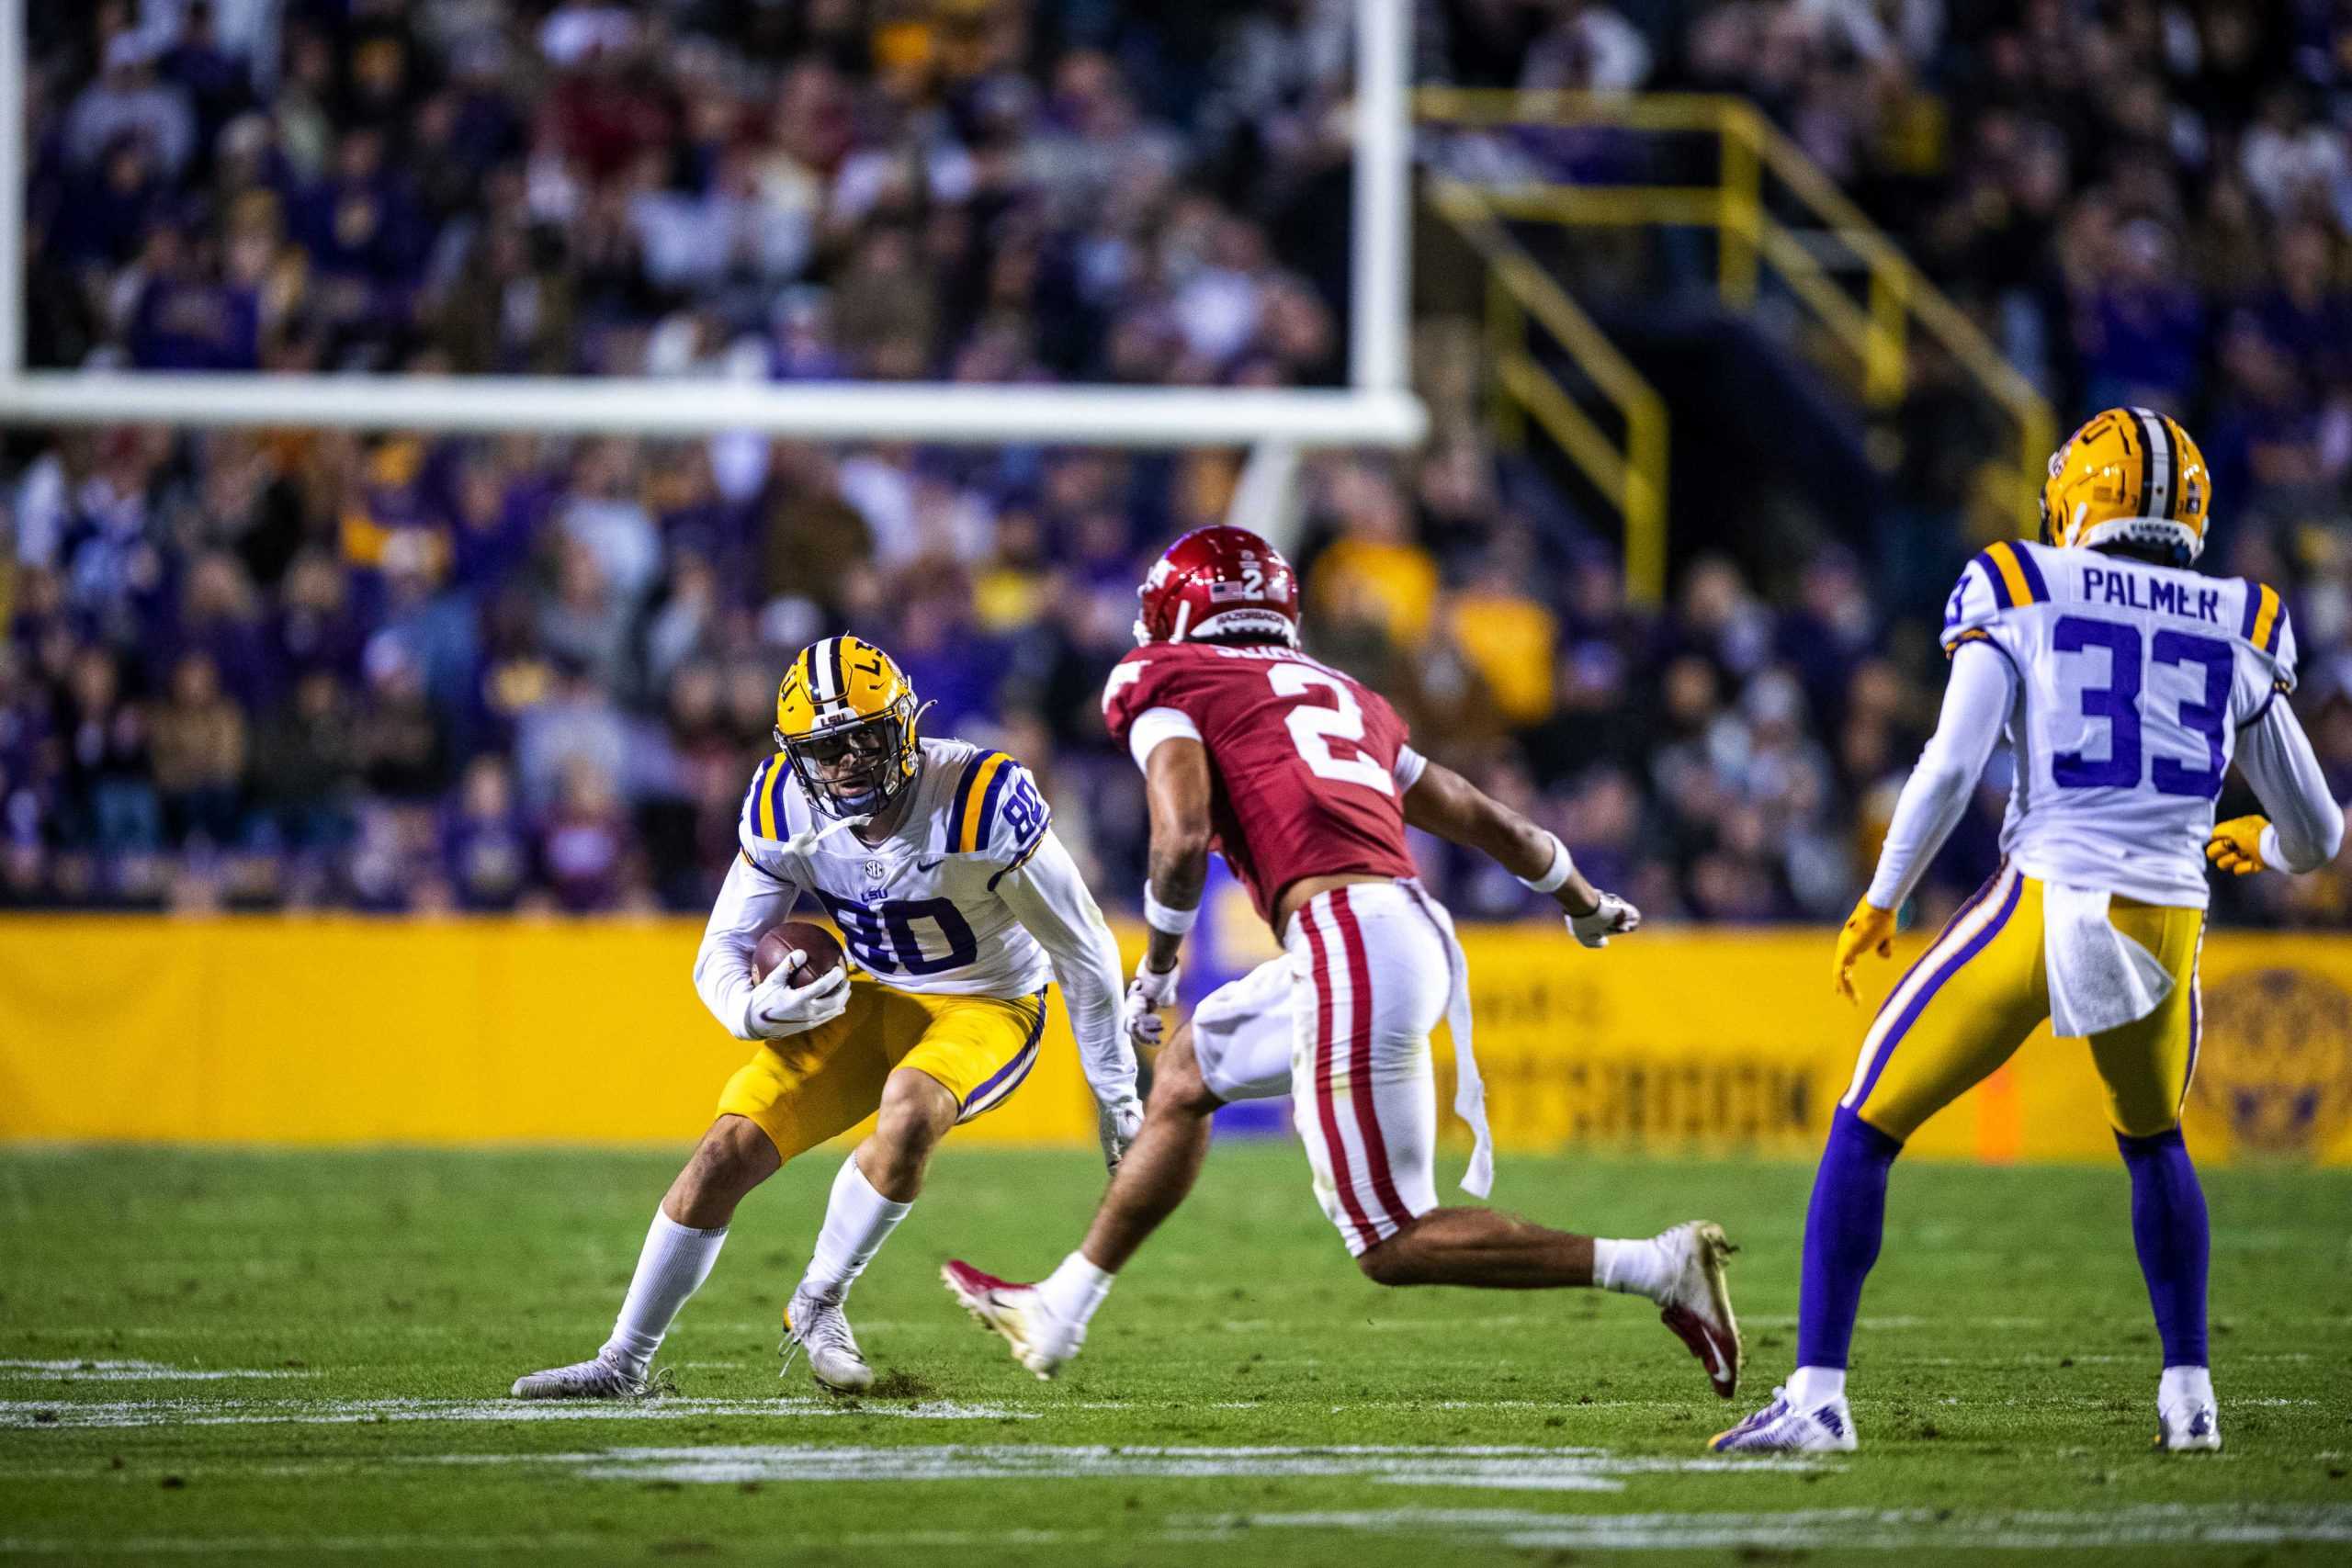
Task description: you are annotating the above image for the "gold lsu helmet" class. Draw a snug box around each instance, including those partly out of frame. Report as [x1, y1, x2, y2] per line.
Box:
[774, 635, 927, 817]
[2040, 406, 2211, 564]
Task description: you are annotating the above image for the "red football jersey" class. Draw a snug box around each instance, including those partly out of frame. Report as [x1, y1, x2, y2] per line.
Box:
[1102, 641, 1419, 925]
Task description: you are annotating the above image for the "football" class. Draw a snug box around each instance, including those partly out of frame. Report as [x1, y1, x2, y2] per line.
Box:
[752, 920, 846, 987]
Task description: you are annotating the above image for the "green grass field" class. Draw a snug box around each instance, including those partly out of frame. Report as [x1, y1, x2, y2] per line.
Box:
[1, 1142, 2347, 1566]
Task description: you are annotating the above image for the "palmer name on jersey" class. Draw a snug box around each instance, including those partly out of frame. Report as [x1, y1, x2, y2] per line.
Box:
[1941, 538, 2294, 908]
[736, 737, 1057, 998]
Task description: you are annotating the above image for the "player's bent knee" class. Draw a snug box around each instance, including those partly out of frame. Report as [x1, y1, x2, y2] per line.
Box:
[668, 1116, 781, 1223]
[1849, 1103, 1912, 1150]
[697, 1115, 780, 1179]
[2113, 1115, 2183, 1146]
[1148, 1029, 1222, 1119]
[868, 1070, 958, 1168]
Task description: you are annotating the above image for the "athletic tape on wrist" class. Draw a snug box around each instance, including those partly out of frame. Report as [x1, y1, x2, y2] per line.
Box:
[1515, 834, 1574, 894]
[1143, 887, 1200, 936]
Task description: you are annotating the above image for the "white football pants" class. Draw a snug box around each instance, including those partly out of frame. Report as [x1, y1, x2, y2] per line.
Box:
[1189, 879, 1452, 1255]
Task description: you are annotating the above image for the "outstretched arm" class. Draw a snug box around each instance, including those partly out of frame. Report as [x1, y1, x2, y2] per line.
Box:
[1401, 754, 1639, 945]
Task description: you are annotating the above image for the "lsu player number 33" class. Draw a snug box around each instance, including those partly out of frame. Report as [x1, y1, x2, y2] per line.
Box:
[1713, 409, 2344, 1459]
[511, 637, 1142, 1399]
[945, 526, 1744, 1400]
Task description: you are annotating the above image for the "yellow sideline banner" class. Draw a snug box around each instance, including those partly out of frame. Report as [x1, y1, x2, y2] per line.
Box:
[2, 917, 2348, 1165]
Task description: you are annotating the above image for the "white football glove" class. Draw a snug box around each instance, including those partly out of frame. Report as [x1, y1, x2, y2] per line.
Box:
[1121, 959, 1181, 1048]
[1567, 892, 1641, 949]
[1096, 1090, 1145, 1169]
[741, 956, 851, 1040]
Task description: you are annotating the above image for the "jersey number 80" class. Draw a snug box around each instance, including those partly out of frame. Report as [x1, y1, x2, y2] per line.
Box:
[811, 891, 979, 976]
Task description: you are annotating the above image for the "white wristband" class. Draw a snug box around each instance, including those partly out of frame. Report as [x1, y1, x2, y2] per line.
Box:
[1143, 887, 1200, 936]
[1515, 833, 1573, 894]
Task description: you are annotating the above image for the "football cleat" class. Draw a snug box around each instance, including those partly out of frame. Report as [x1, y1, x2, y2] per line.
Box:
[1654, 1220, 1744, 1398]
[1709, 1387, 1859, 1453]
[782, 1285, 874, 1393]
[2154, 1398, 2222, 1452]
[941, 1259, 1084, 1380]
[508, 1347, 660, 1400]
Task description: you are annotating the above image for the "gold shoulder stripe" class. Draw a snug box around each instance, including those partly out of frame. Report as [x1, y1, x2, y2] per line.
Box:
[956, 752, 1012, 852]
[1984, 541, 2035, 607]
[758, 752, 787, 840]
[2252, 584, 2282, 652]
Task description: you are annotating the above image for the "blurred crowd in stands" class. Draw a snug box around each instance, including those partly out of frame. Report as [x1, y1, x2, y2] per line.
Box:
[4, 0, 2347, 927]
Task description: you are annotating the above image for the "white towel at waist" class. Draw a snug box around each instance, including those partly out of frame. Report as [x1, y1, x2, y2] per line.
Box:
[2043, 882, 2173, 1038]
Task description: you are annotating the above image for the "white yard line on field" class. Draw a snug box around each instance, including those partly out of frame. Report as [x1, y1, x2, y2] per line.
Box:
[1170, 1503, 2352, 1551]
[412, 1442, 1824, 1491]
[0, 1359, 315, 1383]
[0, 1396, 1031, 1429]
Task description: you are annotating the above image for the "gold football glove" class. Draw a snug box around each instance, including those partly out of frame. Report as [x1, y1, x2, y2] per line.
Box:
[1832, 898, 1898, 1005]
[2206, 816, 2270, 876]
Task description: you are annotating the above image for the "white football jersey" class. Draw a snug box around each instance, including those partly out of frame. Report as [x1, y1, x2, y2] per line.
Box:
[1941, 539, 2296, 908]
[736, 737, 1057, 998]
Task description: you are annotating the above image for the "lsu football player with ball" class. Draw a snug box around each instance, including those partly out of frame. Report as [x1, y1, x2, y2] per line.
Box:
[512, 637, 1143, 1398]
[945, 526, 1744, 1398]
[1711, 410, 2344, 1456]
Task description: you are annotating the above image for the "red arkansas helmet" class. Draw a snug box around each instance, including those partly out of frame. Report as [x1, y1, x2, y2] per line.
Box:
[1133, 525, 1302, 647]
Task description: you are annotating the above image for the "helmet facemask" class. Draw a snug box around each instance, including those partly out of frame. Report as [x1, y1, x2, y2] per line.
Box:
[778, 695, 918, 818]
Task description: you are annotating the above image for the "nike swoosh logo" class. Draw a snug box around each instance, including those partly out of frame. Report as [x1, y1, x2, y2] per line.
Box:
[918, 858, 944, 872]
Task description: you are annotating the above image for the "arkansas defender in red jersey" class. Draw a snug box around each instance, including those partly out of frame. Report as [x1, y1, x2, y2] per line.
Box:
[946, 526, 1744, 1399]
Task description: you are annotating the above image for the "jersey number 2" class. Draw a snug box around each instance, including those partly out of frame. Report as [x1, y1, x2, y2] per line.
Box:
[1268, 665, 1394, 795]
[2052, 616, 2232, 799]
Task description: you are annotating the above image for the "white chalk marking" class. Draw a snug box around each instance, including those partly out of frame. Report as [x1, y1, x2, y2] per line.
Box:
[0, 1359, 313, 1383]
[0, 1396, 1030, 1430]
[416, 1443, 1823, 1491]
[1172, 1503, 2352, 1551]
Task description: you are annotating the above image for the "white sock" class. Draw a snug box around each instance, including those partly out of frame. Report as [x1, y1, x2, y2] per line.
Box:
[1591, 1236, 1672, 1299]
[801, 1153, 912, 1300]
[2160, 1365, 2214, 1408]
[604, 1212, 729, 1371]
[1035, 1251, 1116, 1327]
[1788, 1365, 1847, 1408]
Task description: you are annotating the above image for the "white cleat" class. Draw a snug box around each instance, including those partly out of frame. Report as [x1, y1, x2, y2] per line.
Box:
[1654, 1220, 1745, 1399]
[1709, 1386, 1859, 1453]
[782, 1285, 874, 1393]
[942, 1259, 1083, 1380]
[509, 1347, 657, 1400]
[2155, 1398, 2222, 1452]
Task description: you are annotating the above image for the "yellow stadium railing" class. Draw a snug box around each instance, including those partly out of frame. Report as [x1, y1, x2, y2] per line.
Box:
[1427, 178, 1670, 604]
[1417, 89, 2058, 580]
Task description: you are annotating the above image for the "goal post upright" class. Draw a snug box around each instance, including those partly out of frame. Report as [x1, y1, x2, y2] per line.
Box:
[1350, 0, 1411, 399]
[0, 0, 23, 381]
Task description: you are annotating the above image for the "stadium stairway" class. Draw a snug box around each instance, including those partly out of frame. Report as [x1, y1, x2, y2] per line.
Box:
[1417, 91, 2055, 617]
